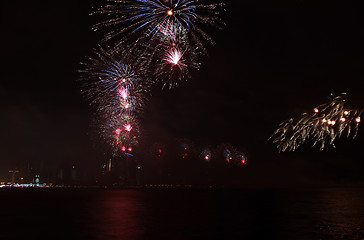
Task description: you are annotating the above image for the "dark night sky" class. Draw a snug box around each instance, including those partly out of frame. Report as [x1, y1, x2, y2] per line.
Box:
[1, 0, 363, 185]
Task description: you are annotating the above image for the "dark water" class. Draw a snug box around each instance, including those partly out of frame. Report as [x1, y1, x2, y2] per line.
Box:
[0, 188, 364, 240]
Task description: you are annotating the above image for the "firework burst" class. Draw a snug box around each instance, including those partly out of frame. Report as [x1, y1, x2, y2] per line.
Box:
[163, 47, 186, 69]
[90, 0, 224, 90]
[79, 46, 151, 154]
[79, 47, 150, 115]
[141, 41, 201, 89]
[200, 147, 212, 163]
[92, 0, 225, 50]
[80, 0, 226, 157]
[96, 113, 140, 155]
[269, 93, 363, 152]
[236, 151, 248, 167]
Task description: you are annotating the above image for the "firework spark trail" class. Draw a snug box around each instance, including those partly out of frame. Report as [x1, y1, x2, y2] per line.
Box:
[269, 93, 363, 152]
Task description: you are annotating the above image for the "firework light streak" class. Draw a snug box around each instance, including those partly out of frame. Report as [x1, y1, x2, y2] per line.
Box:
[269, 93, 363, 152]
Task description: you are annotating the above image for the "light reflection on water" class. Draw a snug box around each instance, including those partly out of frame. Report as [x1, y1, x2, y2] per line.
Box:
[314, 188, 364, 240]
[0, 188, 363, 240]
[85, 190, 146, 240]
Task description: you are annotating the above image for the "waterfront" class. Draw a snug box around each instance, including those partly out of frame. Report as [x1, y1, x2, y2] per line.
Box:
[0, 187, 363, 240]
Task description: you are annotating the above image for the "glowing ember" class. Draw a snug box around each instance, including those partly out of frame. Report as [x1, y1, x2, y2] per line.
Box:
[123, 103, 130, 109]
[115, 128, 122, 135]
[167, 9, 173, 16]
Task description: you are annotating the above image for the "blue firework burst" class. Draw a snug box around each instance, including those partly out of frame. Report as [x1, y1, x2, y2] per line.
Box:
[92, 0, 224, 48]
[79, 47, 149, 115]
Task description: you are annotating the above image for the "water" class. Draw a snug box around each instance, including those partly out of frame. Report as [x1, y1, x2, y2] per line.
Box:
[0, 188, 363, 240]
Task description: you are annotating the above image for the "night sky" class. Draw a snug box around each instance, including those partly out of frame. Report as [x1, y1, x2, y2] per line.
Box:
[1, 0, 363, 186]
